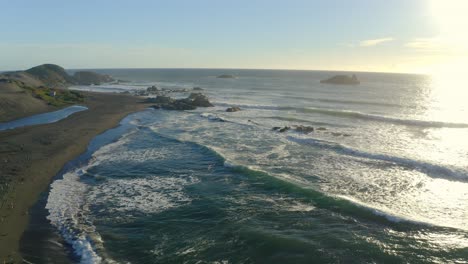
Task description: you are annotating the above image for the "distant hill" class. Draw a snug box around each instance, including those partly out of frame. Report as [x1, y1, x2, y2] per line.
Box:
[25, 64, 76, 87]
[74, 71, 114, 85]
[0, 63, 104, 122]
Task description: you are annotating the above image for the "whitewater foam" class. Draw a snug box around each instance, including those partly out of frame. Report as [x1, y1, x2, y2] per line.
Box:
[46, 169, 104, 264]
[335, 195, 448, 228]
[87, 175, 199, 215]
[200, 113, 226, 122]
[287, 135, 468, 181]
[45, 129, 189, 263]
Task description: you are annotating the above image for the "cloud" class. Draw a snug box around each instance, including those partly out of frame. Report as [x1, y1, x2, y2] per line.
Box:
[359, 37, 394, 47]
[405, 38, 440, 49]
[404, 37, 468, 56]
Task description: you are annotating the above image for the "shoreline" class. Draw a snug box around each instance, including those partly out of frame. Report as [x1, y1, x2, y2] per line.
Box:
[0, 92, 151, 262]
[21, 111, 139, 263]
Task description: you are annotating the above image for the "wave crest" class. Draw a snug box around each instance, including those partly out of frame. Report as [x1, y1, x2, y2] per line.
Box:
[287, 136, 468, 181]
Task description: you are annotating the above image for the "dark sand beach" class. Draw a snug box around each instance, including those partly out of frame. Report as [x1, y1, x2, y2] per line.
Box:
[0, 92, 150, 262]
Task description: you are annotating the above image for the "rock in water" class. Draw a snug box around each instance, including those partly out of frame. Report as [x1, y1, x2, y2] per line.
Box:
[164, 99, 197, 110]
[294, 125, 314, 134]
[193, 87, 203, 91]
[200, 113, 225, 122]
[320, 74, 360, 85]
[147, 86, 159, 92]
[188, 93, 214, 107]
[150, 94, 213, 110]
[217, 74, 235, 79]
[226, 107, 241, 112]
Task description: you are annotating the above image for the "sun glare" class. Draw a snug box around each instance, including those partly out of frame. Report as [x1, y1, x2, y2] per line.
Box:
[429, 0, 468, 60]
[430, 0, 468, 45]
[424, 0, 468, 97]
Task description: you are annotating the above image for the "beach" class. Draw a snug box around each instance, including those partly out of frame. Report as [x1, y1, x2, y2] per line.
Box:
[0, 92, 150, 262]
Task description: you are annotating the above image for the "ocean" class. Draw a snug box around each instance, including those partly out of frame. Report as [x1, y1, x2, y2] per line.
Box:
[21, 69, 468, 263]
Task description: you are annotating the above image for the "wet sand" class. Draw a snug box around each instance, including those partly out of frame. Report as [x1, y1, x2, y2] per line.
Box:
[0, 92, 151, 262]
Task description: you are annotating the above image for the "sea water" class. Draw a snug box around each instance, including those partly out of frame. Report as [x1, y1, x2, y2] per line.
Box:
[24, 69, 468, 263]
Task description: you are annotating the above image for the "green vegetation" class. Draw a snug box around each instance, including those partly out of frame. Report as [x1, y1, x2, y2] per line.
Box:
[24, 86, 84, 107]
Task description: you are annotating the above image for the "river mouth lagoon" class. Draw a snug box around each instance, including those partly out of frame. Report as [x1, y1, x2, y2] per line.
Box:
[19, 69, 468, 263]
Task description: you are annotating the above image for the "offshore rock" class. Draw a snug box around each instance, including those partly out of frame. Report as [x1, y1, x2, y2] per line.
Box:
[217, 74, 235, 79]
[226, 107, 241, 112]
[150, 94, 213, 110]
[320, 74, 360, 85]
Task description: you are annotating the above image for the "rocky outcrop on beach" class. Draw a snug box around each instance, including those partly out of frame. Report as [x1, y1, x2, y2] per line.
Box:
[217, 74, 235, 79]
[73, 71, 114, 85]
[149, 93, 214, 110]
[320, 74, 360, 85]
[226, 107, 241, 112]
[189, 93, 214, 107]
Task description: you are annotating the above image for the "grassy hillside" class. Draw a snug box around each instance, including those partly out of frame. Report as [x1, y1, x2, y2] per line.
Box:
[25, 64, 76, 87]
[0, 64, 87, 122]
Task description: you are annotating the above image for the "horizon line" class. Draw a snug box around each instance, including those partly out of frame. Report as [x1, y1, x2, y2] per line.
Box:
[67, 67, 425, 76]
[1, 65, 426, 76]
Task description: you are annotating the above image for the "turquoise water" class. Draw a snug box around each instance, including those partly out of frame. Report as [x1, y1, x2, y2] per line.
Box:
[27, 70, 468, 263]
[0, 105, 87, 131]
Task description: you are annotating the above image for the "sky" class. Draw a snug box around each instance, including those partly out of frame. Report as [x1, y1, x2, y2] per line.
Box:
[0, 0, 467, 73]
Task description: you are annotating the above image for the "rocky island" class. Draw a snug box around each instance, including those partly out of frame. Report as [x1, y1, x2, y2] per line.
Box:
[217, 74, 235, 79]
[320, 74, 360, 85]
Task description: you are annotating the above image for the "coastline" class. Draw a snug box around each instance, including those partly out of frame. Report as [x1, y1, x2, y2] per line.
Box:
[0, 91, 150, 263]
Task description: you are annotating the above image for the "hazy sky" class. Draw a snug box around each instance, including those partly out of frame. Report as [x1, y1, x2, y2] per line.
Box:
[1, 0, 466, 73]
